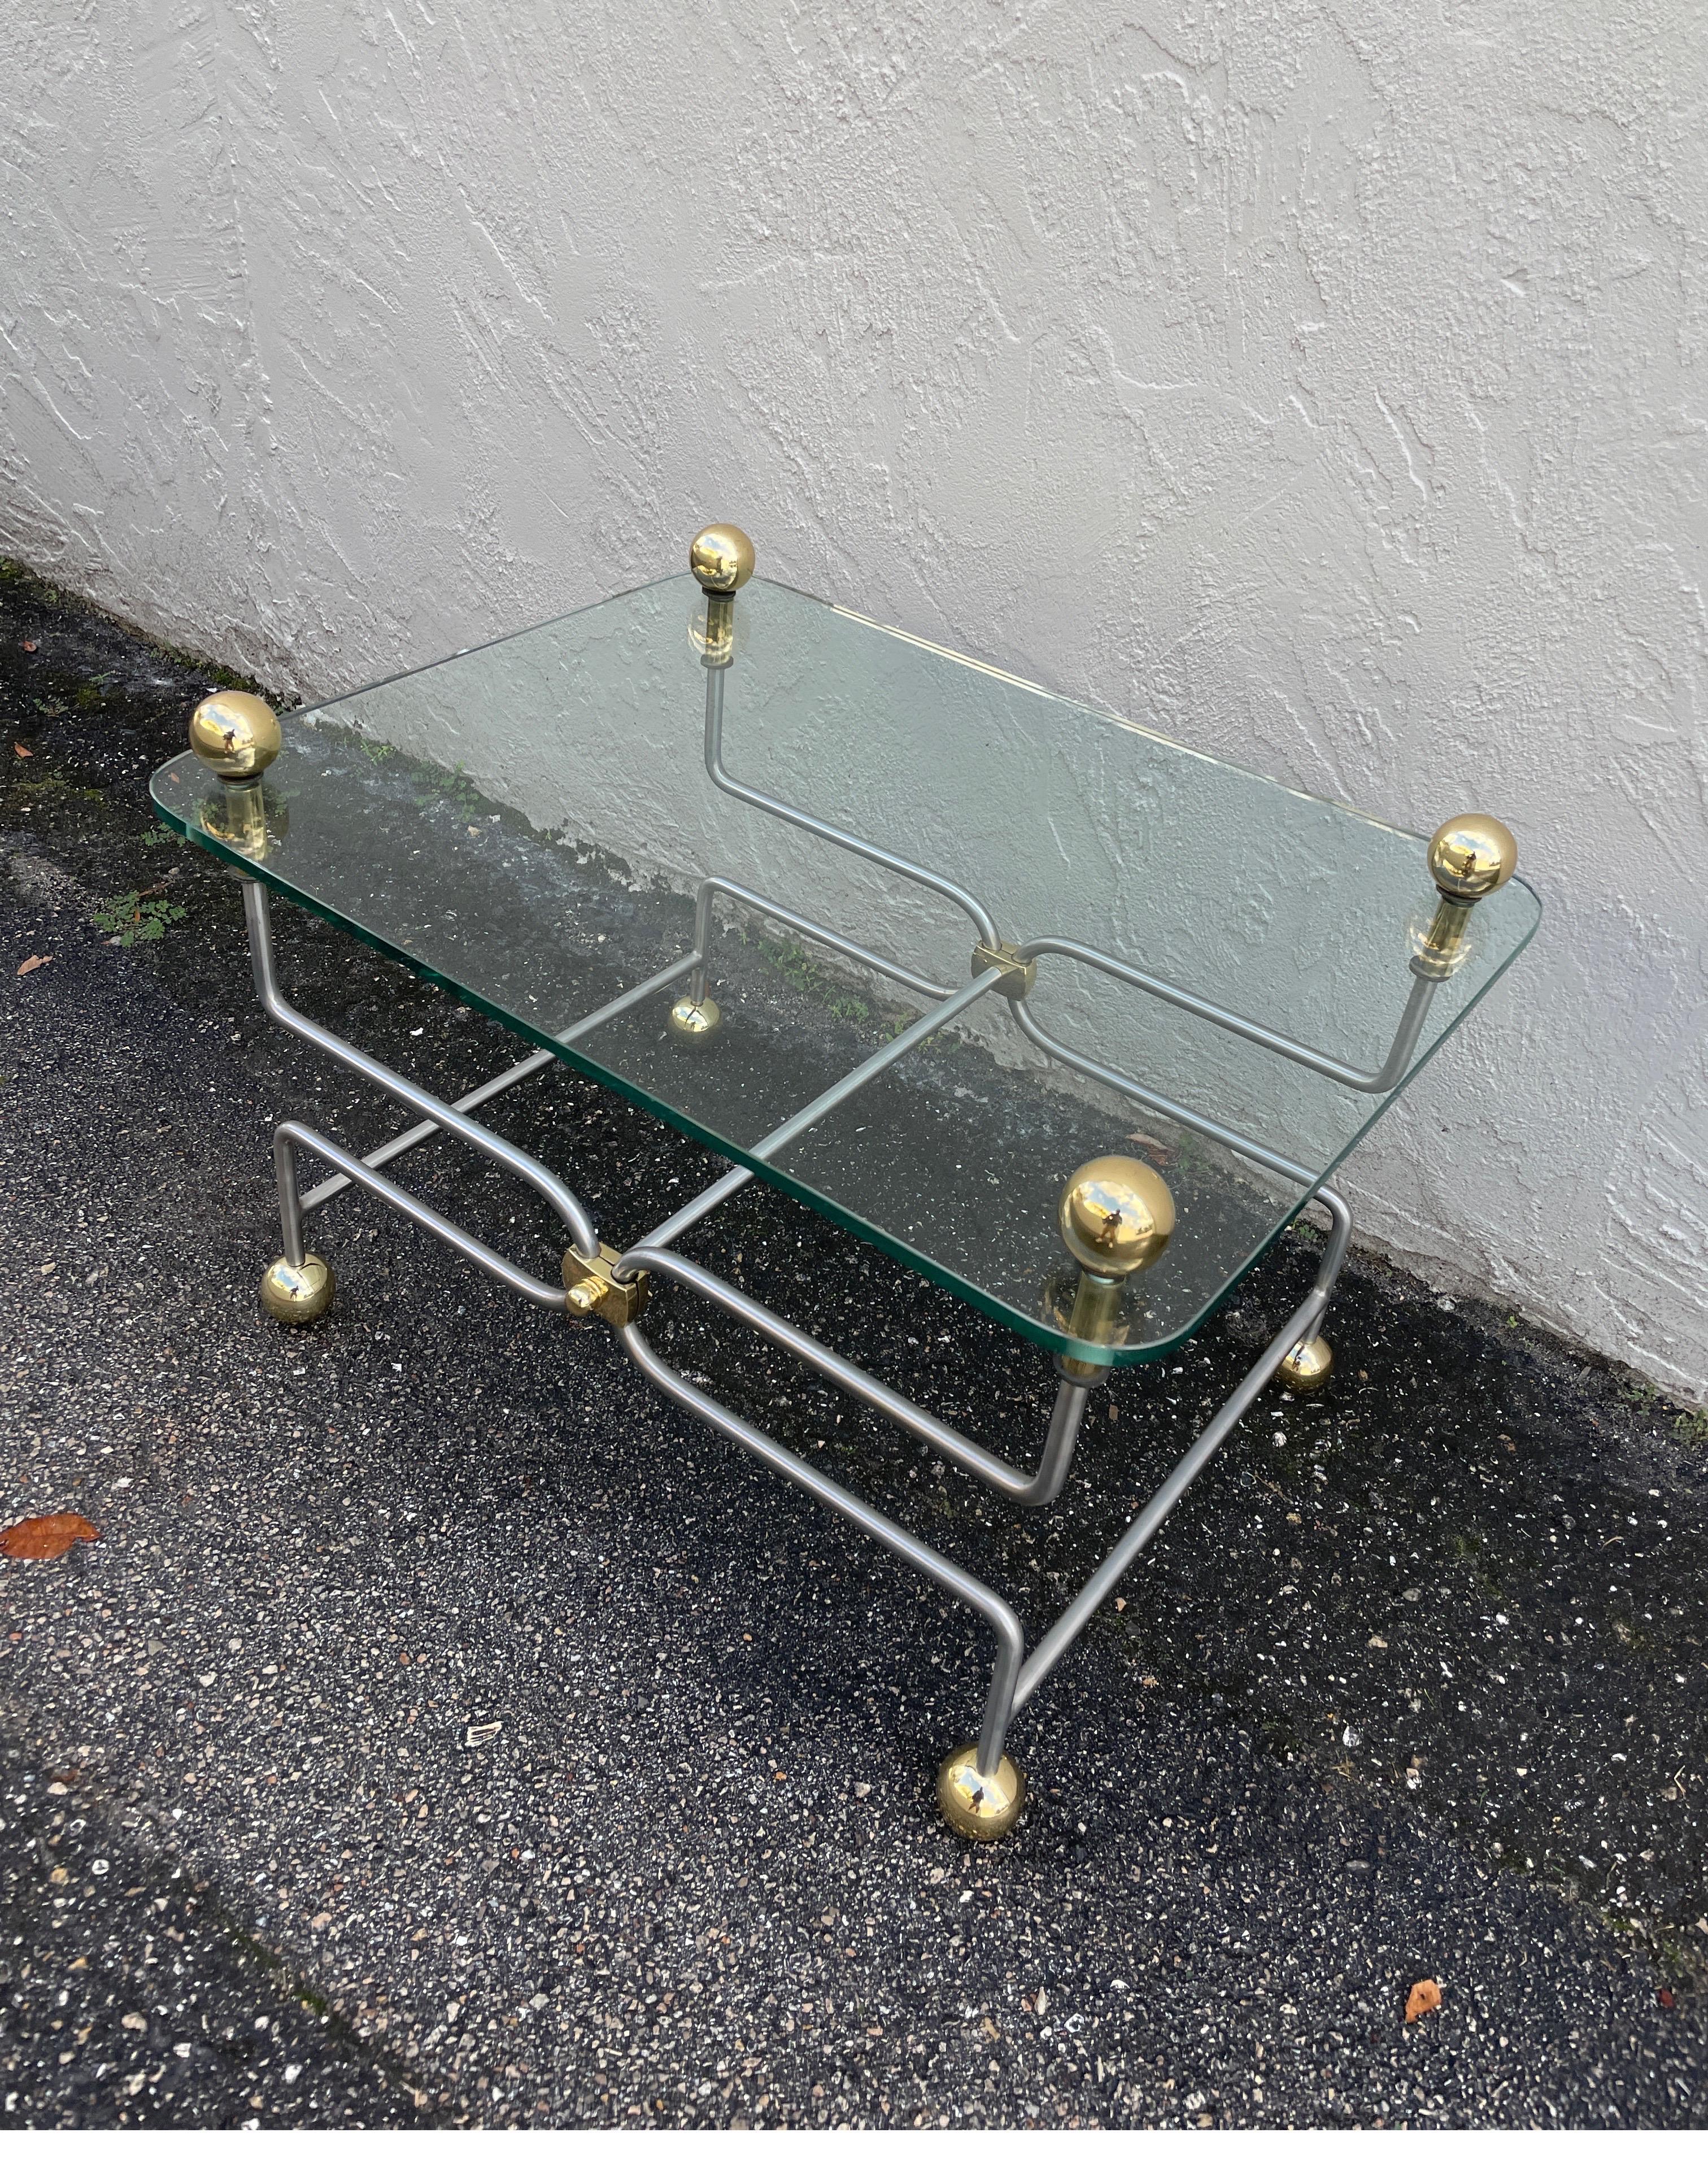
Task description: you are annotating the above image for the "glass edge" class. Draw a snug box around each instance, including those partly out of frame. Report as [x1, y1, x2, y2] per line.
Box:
[761, 577, 1436, 847]
[277, 569, 687, 725]
[276, 561, 1557, 876]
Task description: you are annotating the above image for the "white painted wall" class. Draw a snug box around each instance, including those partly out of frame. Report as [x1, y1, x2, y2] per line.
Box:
[4, 2, 1704, 1397]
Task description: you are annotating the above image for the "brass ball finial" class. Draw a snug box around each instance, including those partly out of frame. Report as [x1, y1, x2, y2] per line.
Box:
[1058, 1156, 1175, 1278]
[689, 524, 755, 595]
[1426, 814, 1517, 902]
[189, 690, 281, 782]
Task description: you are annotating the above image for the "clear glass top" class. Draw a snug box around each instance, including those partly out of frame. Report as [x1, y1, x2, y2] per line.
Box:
[151, 573, 1539, 1367]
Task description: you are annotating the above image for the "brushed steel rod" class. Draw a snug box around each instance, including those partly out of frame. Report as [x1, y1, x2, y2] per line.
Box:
[702, 661, 1001, 948]
[691, 872, 953, 1007]
[620, 1318, 1026, 1779]
[298, 948, 700, 1211]
[276, 1121, 565, 1308]
[1016, 935, 1439, 1096]
[620, 1244, 1092, 1509]
[1010, 1187, 1350, 1713]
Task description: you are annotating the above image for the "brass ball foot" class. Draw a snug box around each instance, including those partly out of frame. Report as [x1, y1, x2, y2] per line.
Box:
[1275, 1331, 1332, 1392]
[260, 1252, 335, 1326]
[936, 1744, 1027, 1843]
[666, 994, 722, 1045]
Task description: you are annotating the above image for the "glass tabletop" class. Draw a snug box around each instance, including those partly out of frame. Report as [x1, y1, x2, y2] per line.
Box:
[151, 570, 1539, 1368]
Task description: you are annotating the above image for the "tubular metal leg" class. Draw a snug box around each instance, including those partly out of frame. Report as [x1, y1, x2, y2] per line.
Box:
[616, 1244, 1096, 1507]
[241, 878, 600, 1258]
[687, 873, 955, 1016]
[274, 1132, 307, 1266]
[300, 947, 699, 1212]
[620, 1194, 1349, 1830]
[620, 1320, 1025, 1778]
[920, 1194, 1352, 1789]
[687, 881, 713, 1010]
[278, 1121, 567, 1309]
[1008, 1189, 1351, 1726]
[1034, 1378, 1093, 1506]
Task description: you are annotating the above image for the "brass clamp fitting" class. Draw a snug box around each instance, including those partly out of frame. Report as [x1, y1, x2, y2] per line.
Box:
[971, 938, 1036, 1001]
[563, 1242, 650, 1329]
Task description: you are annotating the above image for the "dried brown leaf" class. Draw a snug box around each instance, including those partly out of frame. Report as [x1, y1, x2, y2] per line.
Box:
[1, 1512, 101, 1561]
[14, 742, 32, 757]
[1405, 1977, 1443, 2023]
[16, 955, 51, 977]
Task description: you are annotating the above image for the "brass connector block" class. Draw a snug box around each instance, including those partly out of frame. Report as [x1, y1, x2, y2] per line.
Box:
[697, 591, 736, 666]
[198, 780, 288, 862]
[971, 939, 1036, 1001]
[562, 1242, 649, 1328]
[1411, 895, 1472, 982]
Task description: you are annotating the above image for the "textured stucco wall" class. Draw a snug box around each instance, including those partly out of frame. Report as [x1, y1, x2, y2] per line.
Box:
[3, 3, 1705, 1396]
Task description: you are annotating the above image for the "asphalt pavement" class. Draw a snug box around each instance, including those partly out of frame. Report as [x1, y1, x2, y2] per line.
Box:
[1, 562, 1703, 2127]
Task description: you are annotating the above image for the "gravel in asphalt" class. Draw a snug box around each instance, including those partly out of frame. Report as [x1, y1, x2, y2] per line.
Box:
[1, 563, 1704, 2127]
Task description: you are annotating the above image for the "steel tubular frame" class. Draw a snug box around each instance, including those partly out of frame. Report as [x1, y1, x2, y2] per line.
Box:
[241, 848, 1356, 1821]
[243, 881, 600, 1262]
[1013, 938, 1439, 1098]
[193, 537, 1523, 1835]
[297, 948, 702, 1212]
[702, 667, 1001, 948]
[228, 616, 1398, 1825]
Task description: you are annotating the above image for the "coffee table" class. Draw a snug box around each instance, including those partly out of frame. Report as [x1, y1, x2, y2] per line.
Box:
[151, 526, 1539, 1840]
